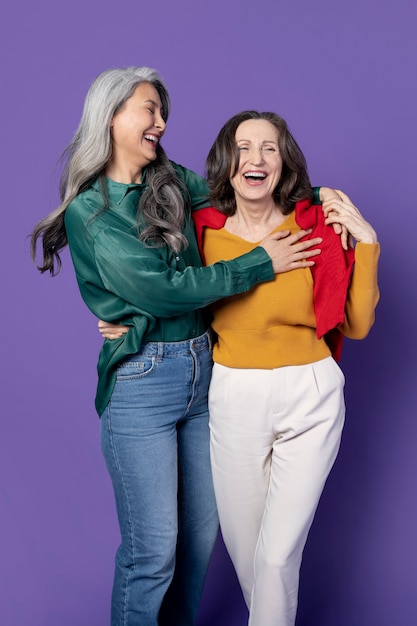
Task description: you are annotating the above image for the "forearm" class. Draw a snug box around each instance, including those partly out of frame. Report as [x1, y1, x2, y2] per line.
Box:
[340, 243, 380, 339]
[95, 242, 274, 318]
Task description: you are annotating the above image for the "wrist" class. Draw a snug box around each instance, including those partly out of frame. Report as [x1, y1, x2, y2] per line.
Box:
[312, 186, 321, 205]
[359, 236, 378, 244]
[358, 228, 378, 244]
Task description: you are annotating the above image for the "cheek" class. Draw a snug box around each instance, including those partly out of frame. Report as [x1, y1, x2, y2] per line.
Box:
[274, 160, 283, 181]
[111, 118, 127, 138]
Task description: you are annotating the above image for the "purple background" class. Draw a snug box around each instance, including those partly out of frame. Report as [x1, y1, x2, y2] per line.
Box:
[1, 0, 416, 624]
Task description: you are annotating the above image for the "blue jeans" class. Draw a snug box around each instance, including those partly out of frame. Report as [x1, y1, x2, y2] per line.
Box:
[100, 330, 218, 626]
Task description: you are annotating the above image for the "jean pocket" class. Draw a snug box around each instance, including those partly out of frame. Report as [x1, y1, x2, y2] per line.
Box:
[116, 356, 156, 381]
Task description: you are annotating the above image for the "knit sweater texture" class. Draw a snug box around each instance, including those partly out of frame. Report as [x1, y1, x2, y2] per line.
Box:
[193, 202, 380, 367]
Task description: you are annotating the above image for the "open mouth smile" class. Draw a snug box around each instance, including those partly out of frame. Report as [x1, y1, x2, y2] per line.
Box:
[243, 171, 267, 181]
[144, 134, 159, 146]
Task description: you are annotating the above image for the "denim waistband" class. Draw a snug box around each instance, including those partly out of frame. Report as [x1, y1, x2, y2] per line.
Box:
[136, 329, 213, 358]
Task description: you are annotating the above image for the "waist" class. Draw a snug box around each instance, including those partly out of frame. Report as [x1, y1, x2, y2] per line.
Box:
[137, 329, 213, 358]
[144, 310, 208, 343]
[213, 326, 330, 368]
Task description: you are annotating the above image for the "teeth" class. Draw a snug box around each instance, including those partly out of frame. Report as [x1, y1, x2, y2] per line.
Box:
[244, 171, 266, 179]
[144, 134, 158, 143]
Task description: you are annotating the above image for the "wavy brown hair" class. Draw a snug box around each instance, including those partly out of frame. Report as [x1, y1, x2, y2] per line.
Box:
[206, 110, 313, 216]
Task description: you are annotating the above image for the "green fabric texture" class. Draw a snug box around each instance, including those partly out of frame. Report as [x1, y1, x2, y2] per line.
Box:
[64, 162, 274, 415]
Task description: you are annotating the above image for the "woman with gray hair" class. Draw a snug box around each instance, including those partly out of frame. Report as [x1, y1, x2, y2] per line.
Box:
[31, 67, 324, 625]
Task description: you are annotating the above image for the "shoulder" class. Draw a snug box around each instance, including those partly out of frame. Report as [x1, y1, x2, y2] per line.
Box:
[169, 161, 210, 211]
[193, 206, 226, 229]
[64, 186, 113, 252]
[170, 160, 202, 181]
[170, 161, 208, 194]
[295, 199, 335, 239]
[64, 185, 104, 231]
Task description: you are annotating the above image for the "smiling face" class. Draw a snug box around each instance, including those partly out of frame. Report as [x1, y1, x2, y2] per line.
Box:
[109, 82, 166, 180]
[230, 119, 283, 209]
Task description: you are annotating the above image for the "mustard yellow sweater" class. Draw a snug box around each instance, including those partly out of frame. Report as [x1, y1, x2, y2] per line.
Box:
[204, 211, 380, 369]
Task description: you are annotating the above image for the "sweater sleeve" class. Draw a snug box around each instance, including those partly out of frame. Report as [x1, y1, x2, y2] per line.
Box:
[340, 243, 380, 339]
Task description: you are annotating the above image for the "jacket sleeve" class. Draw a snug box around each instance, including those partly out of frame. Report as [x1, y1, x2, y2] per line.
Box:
[340, 243, 380, 339]
[65, 206, 274, 319]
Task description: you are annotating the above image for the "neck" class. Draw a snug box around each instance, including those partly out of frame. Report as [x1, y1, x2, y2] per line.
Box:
[235, 198, 281, 223]
[226, 200, 288, 242]
[105, 158, 144, 184]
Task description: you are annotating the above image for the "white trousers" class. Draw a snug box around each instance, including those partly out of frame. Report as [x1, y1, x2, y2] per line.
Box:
[209, 357, 346, 626]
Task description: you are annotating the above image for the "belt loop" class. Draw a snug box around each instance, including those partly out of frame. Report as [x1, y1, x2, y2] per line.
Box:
[157, 342, 163, 362]
[207, 329, 213, 352]
[207, 328, 214, 352]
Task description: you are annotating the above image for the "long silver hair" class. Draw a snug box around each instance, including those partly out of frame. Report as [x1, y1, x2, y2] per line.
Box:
[32, 66, 188, 274]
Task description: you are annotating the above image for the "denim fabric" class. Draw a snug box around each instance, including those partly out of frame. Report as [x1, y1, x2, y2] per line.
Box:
[100, 330, 219, 626]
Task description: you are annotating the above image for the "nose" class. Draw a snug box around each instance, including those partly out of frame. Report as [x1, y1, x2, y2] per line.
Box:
[155, 111, 166, 133]
[250, 147, 264, 165]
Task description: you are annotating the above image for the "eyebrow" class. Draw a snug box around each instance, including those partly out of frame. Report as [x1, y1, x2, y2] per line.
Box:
[236, 139, 278, 144]
[144, 99, 161, 108]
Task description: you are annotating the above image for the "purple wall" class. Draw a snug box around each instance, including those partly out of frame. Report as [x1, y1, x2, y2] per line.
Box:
[1, 0, 416, 624]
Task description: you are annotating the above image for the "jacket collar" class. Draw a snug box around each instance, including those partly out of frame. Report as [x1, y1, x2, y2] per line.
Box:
[91, 175, 147, 205]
